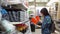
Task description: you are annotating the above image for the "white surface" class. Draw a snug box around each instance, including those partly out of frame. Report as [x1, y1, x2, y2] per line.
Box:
[10, 22, 23, 24]
[28, 0, 34, 2]
[1, 0, 28, 9]
[23, 3, 28, 9]
[55, 30, 60, 34]
[46, 0, 59, 6]
[2, 0, 22, 5]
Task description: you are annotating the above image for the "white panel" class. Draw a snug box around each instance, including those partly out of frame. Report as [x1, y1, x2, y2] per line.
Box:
[36, 0, 49, 2]
[1, 0, 22, 5]
[36, 0, 41, 2]
[28, 0, 34, 2]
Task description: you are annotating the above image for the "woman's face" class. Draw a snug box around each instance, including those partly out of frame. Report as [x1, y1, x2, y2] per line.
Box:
[40, 12, 44, 16]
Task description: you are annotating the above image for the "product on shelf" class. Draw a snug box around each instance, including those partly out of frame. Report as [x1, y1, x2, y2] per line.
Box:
[14, 23, 28, 33]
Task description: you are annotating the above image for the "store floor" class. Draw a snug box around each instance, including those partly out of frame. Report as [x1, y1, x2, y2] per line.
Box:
[32, 29, 41, 34]
[18, 29, 60, 34]
[32, 29, 60, 34]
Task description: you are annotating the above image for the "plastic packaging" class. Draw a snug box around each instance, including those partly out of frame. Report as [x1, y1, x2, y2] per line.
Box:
[1, 20, 16, 33]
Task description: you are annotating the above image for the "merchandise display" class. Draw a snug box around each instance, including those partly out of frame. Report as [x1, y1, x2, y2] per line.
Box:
[2, 11, 20, 22]
[14, 23, 28, 33]
[1, 6, 32, 34]
[0, 0, 32, 34]
[20, 11, 25, 22]
[2, 9, 28, 22]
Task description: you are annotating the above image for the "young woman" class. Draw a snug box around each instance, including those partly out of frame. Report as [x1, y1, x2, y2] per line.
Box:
[40, 8, 51, 34]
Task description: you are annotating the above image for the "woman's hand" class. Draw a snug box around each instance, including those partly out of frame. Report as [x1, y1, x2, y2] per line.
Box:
[39, 20, 42, 23]
[36, 25, 41, 27]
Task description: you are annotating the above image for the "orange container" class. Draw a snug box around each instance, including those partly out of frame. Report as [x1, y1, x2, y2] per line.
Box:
[36, 16, 40, 21]
[31, 18, 38, 25]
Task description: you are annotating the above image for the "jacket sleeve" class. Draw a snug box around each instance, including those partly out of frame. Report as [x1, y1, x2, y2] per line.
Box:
[42, 16, 51, 29]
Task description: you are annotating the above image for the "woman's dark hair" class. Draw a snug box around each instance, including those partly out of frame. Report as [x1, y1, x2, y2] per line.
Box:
[40, 8, 50, 16]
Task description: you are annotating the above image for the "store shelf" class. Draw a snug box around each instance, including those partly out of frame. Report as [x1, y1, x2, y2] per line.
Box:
[22, 3, 28, 9]
[8, 1, 21, 5]
[54, 20, 60, 31]
[1, 0, 28, 10]
[10, 20, 29, 24]
[2, 0, 22, 5]
[10, 22, 23, 24]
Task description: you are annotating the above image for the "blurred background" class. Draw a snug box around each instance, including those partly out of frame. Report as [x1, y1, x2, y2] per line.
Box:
[0, 0, 60, 34]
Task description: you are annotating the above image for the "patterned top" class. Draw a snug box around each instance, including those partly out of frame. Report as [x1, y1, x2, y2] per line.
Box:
[41, 15, 51, 34]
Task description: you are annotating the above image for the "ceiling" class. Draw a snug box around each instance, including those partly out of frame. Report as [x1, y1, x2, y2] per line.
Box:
[28, 0, 50, 6]
[28, 0, 50, 2]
